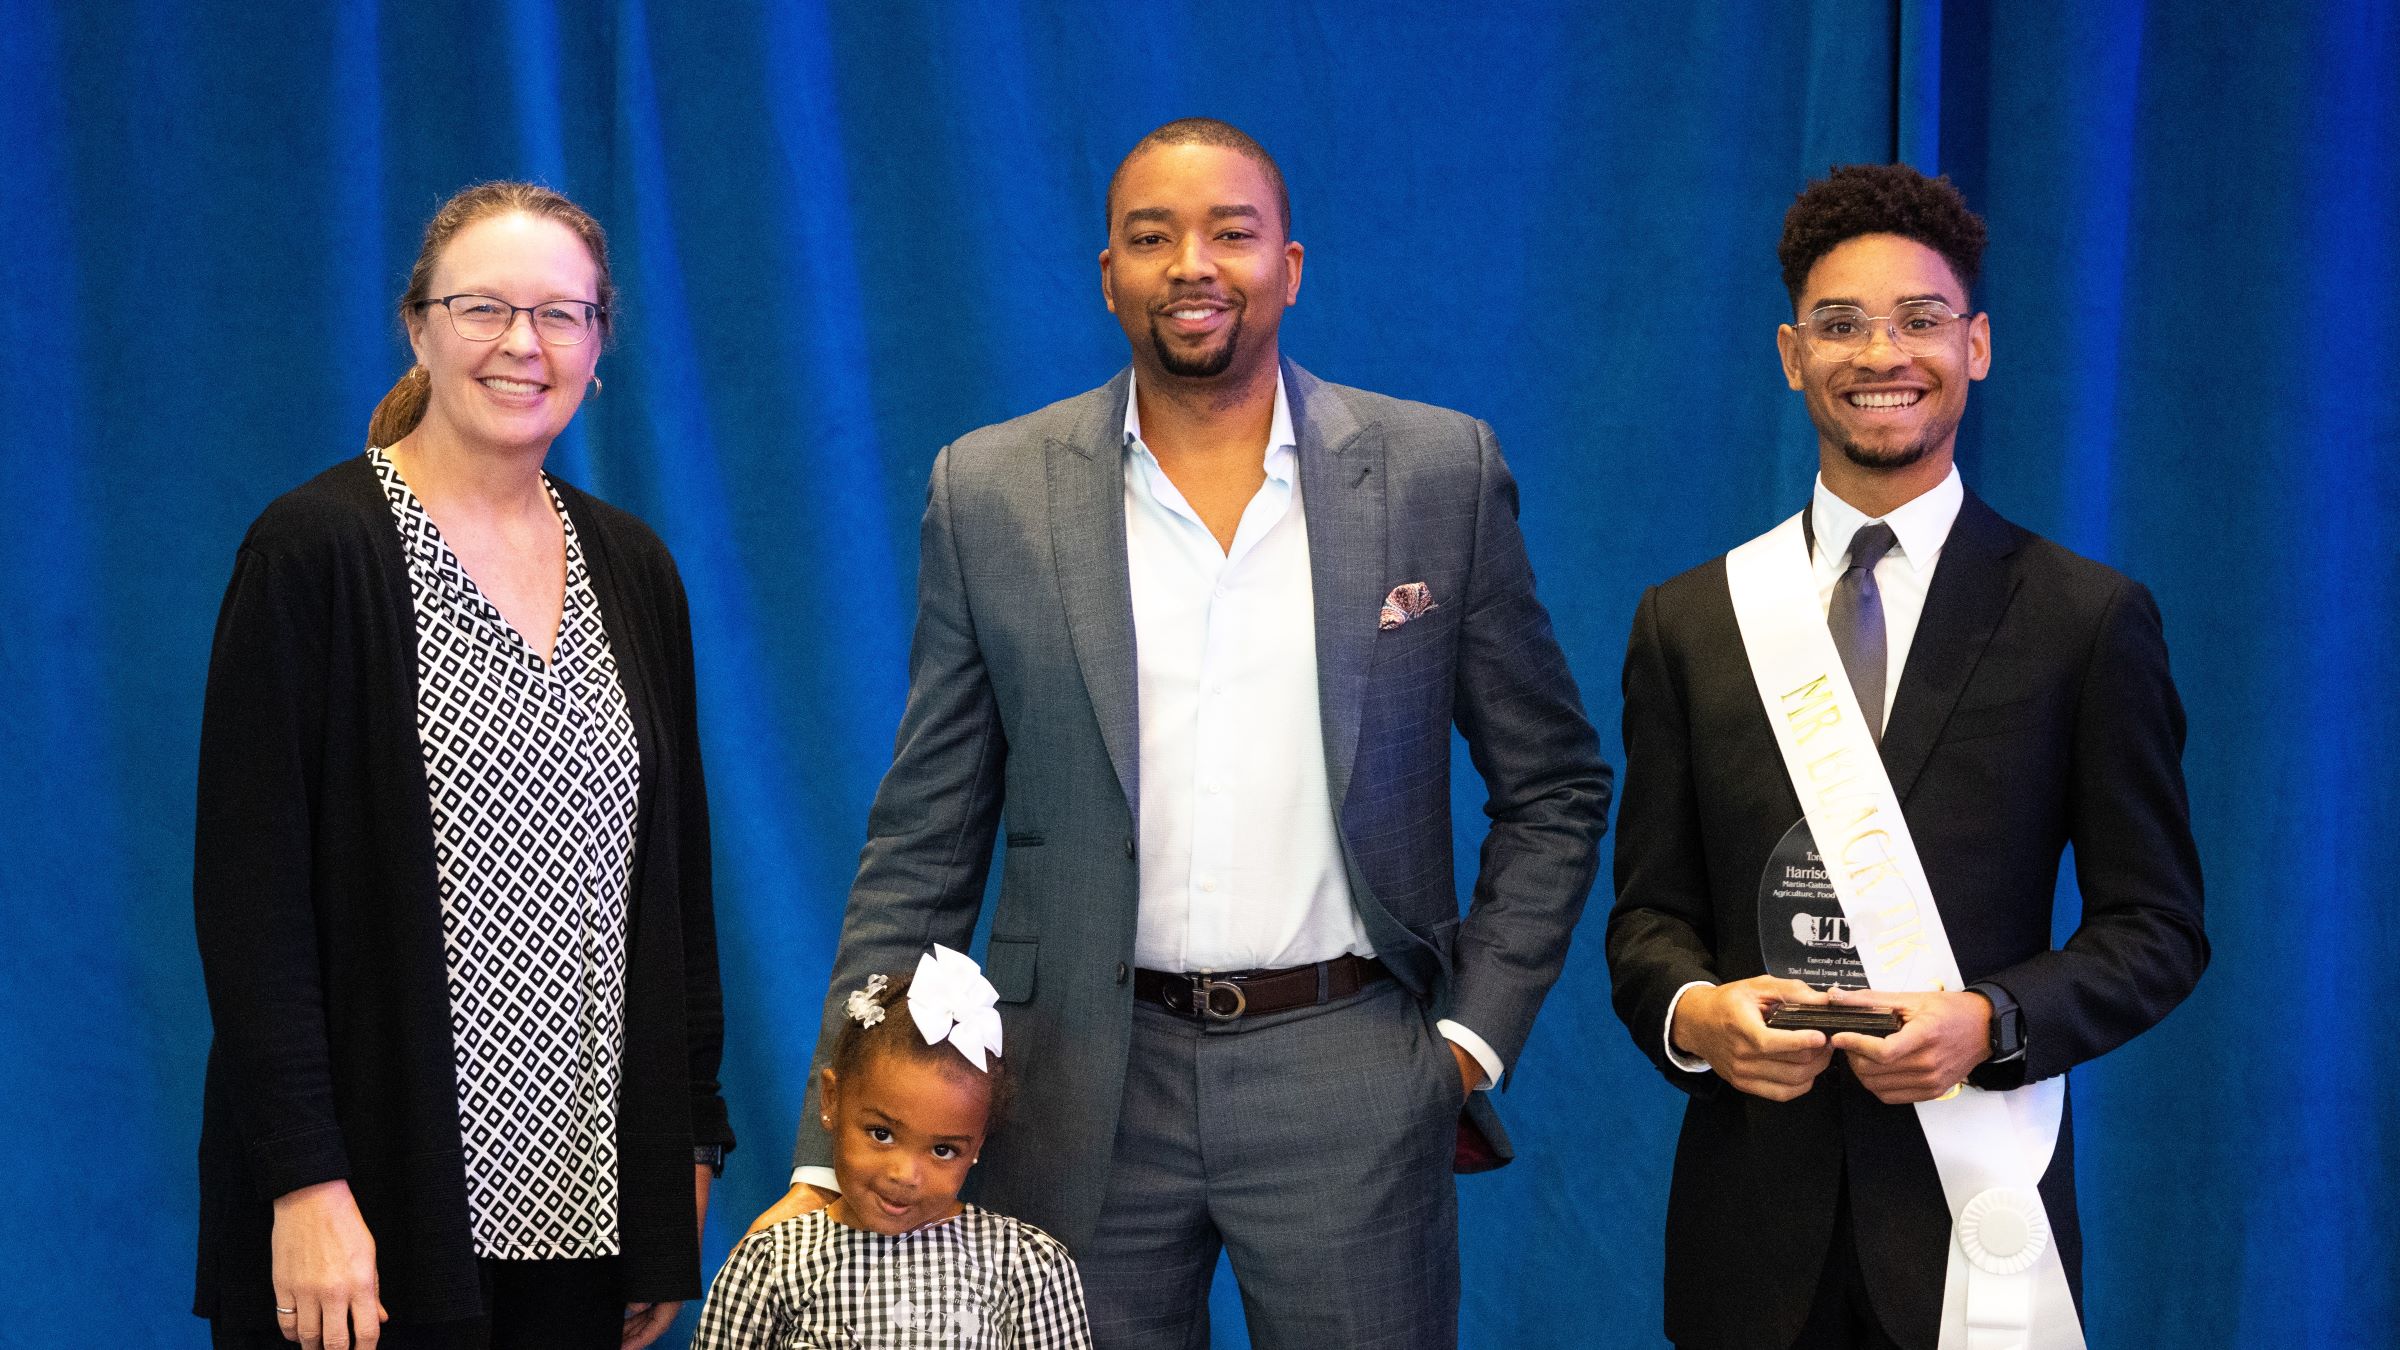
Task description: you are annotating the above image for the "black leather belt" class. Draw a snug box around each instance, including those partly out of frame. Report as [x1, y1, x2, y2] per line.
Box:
[1133, 954, 1389, 1023]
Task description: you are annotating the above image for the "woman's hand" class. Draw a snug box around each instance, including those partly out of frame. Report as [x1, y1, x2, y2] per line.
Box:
[619, 1301, 680, 1347]
[270, 1180, 386, 1348]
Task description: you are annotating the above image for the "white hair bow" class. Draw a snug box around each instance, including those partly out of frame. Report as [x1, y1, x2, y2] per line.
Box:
[909, 944, 1005, 1071]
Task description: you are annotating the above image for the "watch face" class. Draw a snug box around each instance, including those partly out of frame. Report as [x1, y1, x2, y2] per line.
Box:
[1974, 987, 2022, 1059]
[1989, 1006, 2021, 1058]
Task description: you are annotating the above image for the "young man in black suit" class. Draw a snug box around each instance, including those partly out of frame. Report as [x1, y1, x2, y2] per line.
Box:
[1606, 164, 2207, 1350]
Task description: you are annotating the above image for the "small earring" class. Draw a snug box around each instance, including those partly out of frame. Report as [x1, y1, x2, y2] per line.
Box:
[588, 375, 603, 396]
[820, 1114, 831, 1127]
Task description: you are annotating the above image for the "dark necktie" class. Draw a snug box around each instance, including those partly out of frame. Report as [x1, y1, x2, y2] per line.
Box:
[1828, 522, 1900, 743]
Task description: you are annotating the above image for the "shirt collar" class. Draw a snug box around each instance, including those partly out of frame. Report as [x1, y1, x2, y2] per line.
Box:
[1123, 367, 1298, 481]
[1809, 464, 1965, 575]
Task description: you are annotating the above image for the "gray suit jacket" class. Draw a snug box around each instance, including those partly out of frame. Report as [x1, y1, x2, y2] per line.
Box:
[794, 362, 1612, 1251]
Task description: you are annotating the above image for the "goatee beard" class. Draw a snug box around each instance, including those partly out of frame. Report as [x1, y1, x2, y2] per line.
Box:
[1840, 435, 1935, 471]
[1150, 313, 1242, 379]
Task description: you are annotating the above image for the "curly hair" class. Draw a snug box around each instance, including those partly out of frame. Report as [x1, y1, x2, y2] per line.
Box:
[829, 970, 1016, 1128]
[1777, 164, 1987, 310]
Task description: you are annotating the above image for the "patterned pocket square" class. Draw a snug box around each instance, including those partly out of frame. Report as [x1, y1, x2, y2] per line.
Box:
[1378, 582, 1439, 631]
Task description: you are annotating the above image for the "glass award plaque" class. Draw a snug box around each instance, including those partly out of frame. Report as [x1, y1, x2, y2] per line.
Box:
[1757, 816, 1868, 988]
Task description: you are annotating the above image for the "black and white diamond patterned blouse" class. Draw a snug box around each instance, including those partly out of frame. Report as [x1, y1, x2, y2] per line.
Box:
[692, 1205, 1092, 1350]
[372, 447, 642, 1260]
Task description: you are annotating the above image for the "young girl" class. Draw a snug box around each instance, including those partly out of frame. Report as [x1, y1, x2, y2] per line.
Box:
[693, 945, 1091, 1349]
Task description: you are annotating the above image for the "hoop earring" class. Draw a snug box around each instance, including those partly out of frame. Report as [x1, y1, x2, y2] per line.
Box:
[588, 375, 603, 396]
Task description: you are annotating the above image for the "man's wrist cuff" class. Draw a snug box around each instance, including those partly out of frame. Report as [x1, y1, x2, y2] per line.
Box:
[1436, 1019, 1505, 1090]
[1663, 981, 1716, 1074]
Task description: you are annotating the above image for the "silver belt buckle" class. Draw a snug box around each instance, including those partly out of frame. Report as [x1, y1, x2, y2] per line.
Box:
[1191, 975, 1247, 1022]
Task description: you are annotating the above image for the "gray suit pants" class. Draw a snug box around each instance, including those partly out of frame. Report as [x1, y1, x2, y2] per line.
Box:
[1080, 980, 1462, 1350]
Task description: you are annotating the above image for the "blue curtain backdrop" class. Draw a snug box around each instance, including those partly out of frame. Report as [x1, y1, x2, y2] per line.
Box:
[3, 1, 2393, 1344]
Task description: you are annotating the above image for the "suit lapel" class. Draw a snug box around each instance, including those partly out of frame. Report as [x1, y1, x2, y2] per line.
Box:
[1289, 362, 1386, 812]
[1882, 491, 2021, 801]
[1048, 371, 1142, 817]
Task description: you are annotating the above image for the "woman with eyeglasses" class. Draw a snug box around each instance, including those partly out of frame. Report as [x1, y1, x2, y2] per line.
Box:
[193, 181, 730, 1349]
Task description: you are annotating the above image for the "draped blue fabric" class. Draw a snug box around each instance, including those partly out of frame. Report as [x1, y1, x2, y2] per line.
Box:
[2, 2, 2391, 1344]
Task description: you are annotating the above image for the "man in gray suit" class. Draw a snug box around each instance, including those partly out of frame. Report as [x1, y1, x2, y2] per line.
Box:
[751, 118, 1610, 1348]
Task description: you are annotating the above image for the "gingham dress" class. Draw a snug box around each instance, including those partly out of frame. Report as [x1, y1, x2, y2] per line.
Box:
[373, 447, 640, 1259]
[692, 1205, 1092, 1350]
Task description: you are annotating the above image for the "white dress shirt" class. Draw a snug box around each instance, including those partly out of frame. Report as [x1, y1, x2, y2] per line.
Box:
[1662, 467, 1965, 1073]
[1121, 373, 1367, 974]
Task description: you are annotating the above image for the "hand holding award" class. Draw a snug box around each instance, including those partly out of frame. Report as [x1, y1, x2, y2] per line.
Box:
[1670, 976, 1838, 1101]
[1824, 987, 1997, 1105]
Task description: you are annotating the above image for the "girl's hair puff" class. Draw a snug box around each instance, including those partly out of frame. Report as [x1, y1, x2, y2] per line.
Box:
[830, 970, 1016, 1127]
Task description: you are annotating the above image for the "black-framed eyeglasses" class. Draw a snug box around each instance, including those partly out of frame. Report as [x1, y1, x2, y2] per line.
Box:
[1796, 300, 1967, 359]
[417, 293, 605, 345]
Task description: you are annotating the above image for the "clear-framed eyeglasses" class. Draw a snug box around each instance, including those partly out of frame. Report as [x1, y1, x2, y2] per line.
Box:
[418, 293, 604, 345]
[1796, 300, 1967, 359]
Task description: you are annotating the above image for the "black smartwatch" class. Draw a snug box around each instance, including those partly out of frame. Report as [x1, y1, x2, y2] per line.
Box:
[694, 1143, 726, 1178]
[1968, 981, 2025, 1064]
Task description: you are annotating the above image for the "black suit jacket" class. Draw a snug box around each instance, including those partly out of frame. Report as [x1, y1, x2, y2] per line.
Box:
[1605, 492, 2207, 1350]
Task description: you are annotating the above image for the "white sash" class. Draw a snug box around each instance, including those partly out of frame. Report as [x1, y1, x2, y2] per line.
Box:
[1724, 513, 2083, 1350]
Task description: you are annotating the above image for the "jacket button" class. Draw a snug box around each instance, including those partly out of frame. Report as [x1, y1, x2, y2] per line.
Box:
[1124, 837, 1136, 859]
[1115, 962, 1130, 986]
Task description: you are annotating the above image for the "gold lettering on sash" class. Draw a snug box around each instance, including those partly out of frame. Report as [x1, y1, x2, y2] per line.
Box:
[1877, 931, 1930, 968]
[1840, 829, 1892, 864]
[1780, 675, 1843, 746]
[1860, 869, 1928, 977]
[1849, 857, 1904, 892]
[1796, 719, 1932, 984]
[1806, 753, 1882, 833]
[1843, 830, 1906, 894]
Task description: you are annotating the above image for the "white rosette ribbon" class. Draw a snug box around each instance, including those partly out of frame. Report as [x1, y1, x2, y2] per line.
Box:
[909, 944, 1005, 1071]
[1956, 1186, 2049, 1276]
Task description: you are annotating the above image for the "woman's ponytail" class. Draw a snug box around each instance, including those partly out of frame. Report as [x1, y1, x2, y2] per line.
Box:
[366, 364, 431, 449]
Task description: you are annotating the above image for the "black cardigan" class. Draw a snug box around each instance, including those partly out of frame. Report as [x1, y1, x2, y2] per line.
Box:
[192, 456, 734, 1328]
